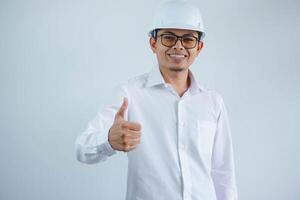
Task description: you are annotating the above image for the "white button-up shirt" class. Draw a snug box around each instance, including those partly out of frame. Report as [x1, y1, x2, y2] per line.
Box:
[75, 66, 238, 200]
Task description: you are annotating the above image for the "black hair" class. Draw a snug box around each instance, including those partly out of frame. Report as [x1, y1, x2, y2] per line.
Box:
[150, 29, 160, 41]
[197, 31, 203, 41]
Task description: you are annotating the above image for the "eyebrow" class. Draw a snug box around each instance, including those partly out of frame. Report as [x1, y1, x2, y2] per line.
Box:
[161, 31, 197, 37]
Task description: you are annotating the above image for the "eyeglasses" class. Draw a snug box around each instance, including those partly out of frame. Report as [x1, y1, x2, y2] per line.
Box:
[157, 33, 199, 49]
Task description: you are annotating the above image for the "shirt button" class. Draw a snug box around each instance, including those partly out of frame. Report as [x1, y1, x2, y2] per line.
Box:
[178, 121, 185, 127]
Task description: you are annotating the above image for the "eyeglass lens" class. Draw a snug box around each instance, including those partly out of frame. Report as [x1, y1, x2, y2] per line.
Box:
[161, 34, 197, 49]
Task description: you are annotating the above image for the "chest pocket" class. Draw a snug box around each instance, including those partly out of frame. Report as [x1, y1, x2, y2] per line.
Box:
[195, 120, 217, 157]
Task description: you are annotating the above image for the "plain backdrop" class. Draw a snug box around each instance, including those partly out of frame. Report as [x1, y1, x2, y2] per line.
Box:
[0, 0, 299, 199]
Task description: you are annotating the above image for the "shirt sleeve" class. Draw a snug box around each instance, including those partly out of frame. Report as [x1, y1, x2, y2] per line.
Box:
[75, 84, 129, 164]
[211, 95, 238, 200]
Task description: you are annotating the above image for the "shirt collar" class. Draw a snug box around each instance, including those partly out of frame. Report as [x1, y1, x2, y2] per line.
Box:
[145, 66, 206, 94]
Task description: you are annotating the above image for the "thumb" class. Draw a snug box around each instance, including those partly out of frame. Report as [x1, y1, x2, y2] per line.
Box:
[115, 97, 128, 120]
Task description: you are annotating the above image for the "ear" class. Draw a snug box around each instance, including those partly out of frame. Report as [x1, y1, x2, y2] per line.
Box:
[196, 41, 204, 55]
[149, 37, 157, 53]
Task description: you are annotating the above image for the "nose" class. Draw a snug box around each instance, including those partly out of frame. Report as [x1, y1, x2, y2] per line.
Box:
[173, 39, 184, 50]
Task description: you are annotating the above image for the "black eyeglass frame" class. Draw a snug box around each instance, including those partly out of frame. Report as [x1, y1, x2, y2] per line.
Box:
[156, 33, 200, 49]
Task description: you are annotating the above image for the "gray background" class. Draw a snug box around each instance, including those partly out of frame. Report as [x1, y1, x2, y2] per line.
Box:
[0, 0, 299, 199]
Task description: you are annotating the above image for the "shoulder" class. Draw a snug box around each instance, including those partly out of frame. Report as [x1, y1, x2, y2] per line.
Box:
[197, 82, 226, 114]
[113, 71, 150, 94]
[121, 71, 151, 90]
[128, 71, 150, 87]
[197, 82, 224, 102]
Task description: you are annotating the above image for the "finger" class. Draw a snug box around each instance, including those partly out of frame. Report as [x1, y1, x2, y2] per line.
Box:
[129, 138, 141, 145]
[125, 130, 141, 138]
[122, 138, 140, 146]
[122, 121, 141, 131]
[123, 130, 141, 139]
[123, 143, 139, 152]
[115, 97, 128, 120]
[122, 135, 140, 147]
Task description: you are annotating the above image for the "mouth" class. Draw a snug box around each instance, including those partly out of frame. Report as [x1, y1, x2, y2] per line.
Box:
[167, 53, 188, 64]
[167, 53, 188, 58]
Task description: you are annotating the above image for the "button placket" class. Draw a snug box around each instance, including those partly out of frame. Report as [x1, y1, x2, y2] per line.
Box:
[177, 100, 191, 200]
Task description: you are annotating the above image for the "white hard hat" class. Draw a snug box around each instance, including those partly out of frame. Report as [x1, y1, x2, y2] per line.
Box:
[148, 0, 205, 40]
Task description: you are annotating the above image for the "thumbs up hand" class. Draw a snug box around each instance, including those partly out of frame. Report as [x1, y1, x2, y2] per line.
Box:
[108, 97, 142, 152]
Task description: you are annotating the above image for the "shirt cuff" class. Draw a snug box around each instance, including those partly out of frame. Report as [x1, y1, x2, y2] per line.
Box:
[102, 140, 116, 156]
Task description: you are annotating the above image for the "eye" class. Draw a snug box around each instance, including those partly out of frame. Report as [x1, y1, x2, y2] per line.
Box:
[182, 37, 196, 43]
[163, 35, 176, 41]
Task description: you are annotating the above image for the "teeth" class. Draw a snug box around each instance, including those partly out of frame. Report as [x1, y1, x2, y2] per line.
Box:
[169, 54, 185, 58]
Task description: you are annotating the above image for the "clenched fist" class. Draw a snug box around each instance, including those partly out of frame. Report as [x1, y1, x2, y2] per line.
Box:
[108, 97, 142, 152]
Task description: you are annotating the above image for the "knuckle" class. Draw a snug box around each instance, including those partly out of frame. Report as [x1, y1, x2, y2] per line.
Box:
[123, 140, 129, 146]
[124, 145, 131, 152]
[121, 131, 127, 137]
[122, 133, 130, 140]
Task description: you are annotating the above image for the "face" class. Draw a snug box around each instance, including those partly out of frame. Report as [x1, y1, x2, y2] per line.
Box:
[150, 29, 204, 72]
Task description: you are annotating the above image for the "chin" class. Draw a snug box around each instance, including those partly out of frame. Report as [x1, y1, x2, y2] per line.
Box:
[168, 65, 187, 72]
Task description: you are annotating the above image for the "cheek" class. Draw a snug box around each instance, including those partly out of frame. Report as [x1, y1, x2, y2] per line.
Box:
[156, 49, 168, 60]
[187, 51, 198, 60]
[155, 52, 166, 64]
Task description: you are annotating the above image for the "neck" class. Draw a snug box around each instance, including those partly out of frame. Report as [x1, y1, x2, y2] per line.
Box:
[159, 66, 190, 97]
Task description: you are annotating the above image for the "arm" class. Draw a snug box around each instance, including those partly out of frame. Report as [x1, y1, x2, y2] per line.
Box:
[75, 85, 129, 164]
[211, 96, 238, 200]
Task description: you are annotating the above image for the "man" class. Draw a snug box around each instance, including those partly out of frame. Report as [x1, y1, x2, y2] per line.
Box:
[75, 0, 238, 200]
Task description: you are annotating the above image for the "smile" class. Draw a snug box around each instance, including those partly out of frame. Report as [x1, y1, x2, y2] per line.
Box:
[168, 54, 187, 58]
